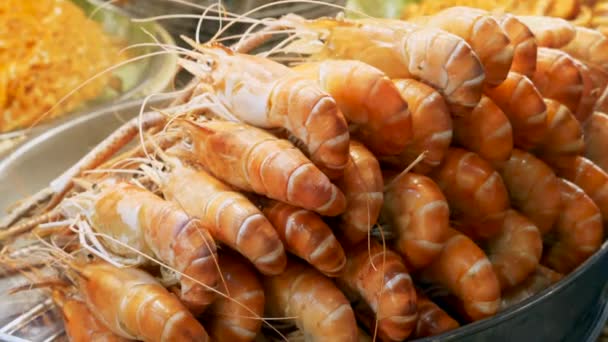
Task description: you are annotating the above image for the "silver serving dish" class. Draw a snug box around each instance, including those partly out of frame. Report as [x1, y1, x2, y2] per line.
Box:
[1, 99, 608, 341]
[0, 98, 170, 341]
[0, 0, 178, 158]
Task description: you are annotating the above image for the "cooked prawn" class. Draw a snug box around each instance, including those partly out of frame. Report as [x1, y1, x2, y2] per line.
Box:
[172, 119, 346, 216]
[516, 16, 576, 48]
[534, 99, 585, 167]
[484, 72, 548, 150]
[430, 148, 510, 239]
[274, 15, 485, 115]
[149, 159, 286, 275]
[264, 259, 358, 342]
[413, 288, 460, 338]
[409, 6, 513, 86]
[180, 43, 350, 179]
[62, 180, 219, 313]
[584, 111, 608, 173]
[453, 95, 513, 167]
[292, 60, 412, 156]
[562, 26, 608, 70]
[334, 140, 384, 245]
[500, 265, 563, 310]
[204, 252, 265, 342]
[337, 240, 417, 341]
[420, 228, 501, 322]
[52, 288, 129, 342]
[262, 200, 346, 277]
[494, 14, 537, 77]
[385, 79, 452, 174]
[531, 48, 596, 122]
[382, 172, 450, 270]
[542, 179, 604, 274]
[483, 210, 543, 290]
[497, 149, 561, 235]
[75, 261, 209, 342]
[553, 156, 608, 223]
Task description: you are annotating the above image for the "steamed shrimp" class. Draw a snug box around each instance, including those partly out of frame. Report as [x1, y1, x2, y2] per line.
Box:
[494, 14, 537, 77]
[408, 6, 513, 86]
[173, 120, 346, 216]
[262, 200, 346, 277]
[62, 180, 218, 313]
[500, 265, 563, 310]
[413, 289, 460, 338]
[335, 140, 384, 245]
[553, 156, 608, 223]
[543, 179, 604, 274]
[516, 16, 576, 48]
[531, 48, 596, 122]
[181, 43, 350, 179]
[337, 240, 417, 341]
[534, 99, 585, 166]
[562, 26, 608, 70]
[264, 259, 358, 342]
[596, 86, 608, 114]
[386, 79, 453, 174]
[497, 149, 561, 235]
[453, 95, 514, 167]
[484, 72, 548, 150]
[382, 172, 450, 270]
[420, 229, 501, 322]
[74, 261, 209, 342]
[430, 148, 510, 239]
[205, 252, 265, 342]
[483, 210, 543, 290]
[154, 160, 286, 275]
[52, 289, 129, 342]
[584, 111, 608, 172]
[292, 60, 412, 156]
[276, 15, 485, 115]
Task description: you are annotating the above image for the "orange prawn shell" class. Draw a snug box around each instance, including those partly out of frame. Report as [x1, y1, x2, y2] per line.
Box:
[413, 289, 460, 338]
[453, 95, 513, 167]
[485, 210, 543, 290]
[335, 140, 384, 245]
[431, 148, 510, 239]
[162, 164, 287, 275]
[263, 200, 346, 277]
[421, 229, 501, 322]
[190, 46, 350, 178]
[542, 179, 604, 274]
[484, 72, 548, 150]
[306, 17, 485, 114]
[390, 79, 453, 174]
[293, 60, 412, 156]
[77, 262, 209, 342]
[52, 290, 129, 342]
[498, 149, 561, 235]
[264, 260, 359, 342]
[495, 14, 537, 77]
[410, 6, 514, 86]
[383, 172, 450, 270]
[206, 252, 265, 342]
[176, 120, 346, 216]
[338, 241, 418, 341]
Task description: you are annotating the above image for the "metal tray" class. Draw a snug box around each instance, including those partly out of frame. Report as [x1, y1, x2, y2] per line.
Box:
[1, 99, 608, 341]
[0, 98, 170, 341]
[0, 0, 178, 158]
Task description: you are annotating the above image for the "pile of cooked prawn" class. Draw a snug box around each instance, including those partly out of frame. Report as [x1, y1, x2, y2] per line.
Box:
[1, 4, 608, 342]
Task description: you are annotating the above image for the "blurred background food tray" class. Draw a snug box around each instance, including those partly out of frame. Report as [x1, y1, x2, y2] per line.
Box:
[0, 0, 178, 158]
